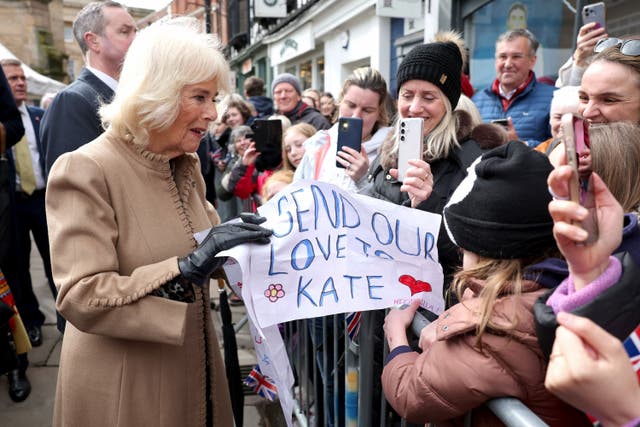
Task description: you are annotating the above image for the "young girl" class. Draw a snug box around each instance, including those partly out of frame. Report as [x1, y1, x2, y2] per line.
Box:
[282, 123, 315, 171]
[382, 142, 591, 426]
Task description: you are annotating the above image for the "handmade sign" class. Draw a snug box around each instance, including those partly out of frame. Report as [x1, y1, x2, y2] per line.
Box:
[221, 180, 445, 329]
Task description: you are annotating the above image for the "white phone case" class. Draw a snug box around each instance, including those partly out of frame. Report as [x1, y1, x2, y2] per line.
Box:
[397, 118, 424, 182]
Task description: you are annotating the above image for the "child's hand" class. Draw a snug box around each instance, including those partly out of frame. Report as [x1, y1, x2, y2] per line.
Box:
[384, 300, 420, 350]
[548, 165, 623, 289]
[242, 142, 260, 166]
[418, 321, 438, 352]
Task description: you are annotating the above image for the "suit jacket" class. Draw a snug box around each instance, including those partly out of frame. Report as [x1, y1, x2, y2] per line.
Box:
[7, 106, 45, 194]
[40, 67, 114, 175]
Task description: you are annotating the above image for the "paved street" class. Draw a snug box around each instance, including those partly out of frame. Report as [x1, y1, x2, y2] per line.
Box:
[0, 239, 263, 426]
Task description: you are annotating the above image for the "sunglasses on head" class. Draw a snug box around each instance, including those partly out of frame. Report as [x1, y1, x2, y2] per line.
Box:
[594, 37, 640, 56]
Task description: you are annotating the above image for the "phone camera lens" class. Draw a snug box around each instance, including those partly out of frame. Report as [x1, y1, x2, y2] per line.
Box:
[400, 135, 405, 142]
[400, 122, 405, 128]
[400, 128, 405, 134]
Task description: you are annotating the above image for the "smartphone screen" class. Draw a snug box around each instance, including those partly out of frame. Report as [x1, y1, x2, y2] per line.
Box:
[336, 117, 362, 168]
[561, 113, 598, 244]
[397, 118, 424, 182]
[582, 2, 606, 29]
[251, 119, 283, 171]
[491, 118, 509, 129]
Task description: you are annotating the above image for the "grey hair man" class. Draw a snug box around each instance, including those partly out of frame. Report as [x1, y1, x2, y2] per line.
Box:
[472, 29, 555, 148]
[40, 1, 136, 173]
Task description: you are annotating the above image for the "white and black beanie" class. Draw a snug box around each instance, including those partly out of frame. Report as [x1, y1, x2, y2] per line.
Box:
[443, 141, 555, 260]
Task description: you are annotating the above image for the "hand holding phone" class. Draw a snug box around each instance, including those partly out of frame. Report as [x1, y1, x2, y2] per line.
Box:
[251, 119, 283, 171]
[397, 118, 424, 181]
[562, 113, 598, 244]
[582, 2, 606, 30]
[336, 117, 363, 168]
[491, 118, 509, 128]
[548, 166, 623, 289]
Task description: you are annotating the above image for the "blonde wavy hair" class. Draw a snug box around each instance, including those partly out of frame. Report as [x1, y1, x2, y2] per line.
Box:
[381, 92, 459, 169]
[590, 122, 640, 213]
[100, 17, 230, 146]
[451, 250, 555, 347]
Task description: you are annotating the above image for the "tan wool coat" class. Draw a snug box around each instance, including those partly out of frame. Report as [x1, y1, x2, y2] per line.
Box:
[46, 131, 234, 427]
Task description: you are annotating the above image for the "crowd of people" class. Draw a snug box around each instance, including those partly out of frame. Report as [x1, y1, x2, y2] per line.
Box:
[0, 1, 639, 426]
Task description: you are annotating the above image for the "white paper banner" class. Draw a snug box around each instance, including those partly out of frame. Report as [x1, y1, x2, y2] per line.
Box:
[222, 180, 445, 329]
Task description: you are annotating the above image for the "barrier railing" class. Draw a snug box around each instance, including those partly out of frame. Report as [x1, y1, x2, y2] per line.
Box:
[277, 309, 549, 427]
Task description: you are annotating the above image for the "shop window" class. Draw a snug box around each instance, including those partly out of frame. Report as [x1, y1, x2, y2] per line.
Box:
[64, 25, 74, 43]
[300, 60, 312, 90]
[317, 57, 325, 92]
[228, 0, 250, 51]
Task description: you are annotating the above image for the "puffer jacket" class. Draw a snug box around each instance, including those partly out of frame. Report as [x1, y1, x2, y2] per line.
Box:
[382, 279, 592, 427]
[472, 73, 555, 148]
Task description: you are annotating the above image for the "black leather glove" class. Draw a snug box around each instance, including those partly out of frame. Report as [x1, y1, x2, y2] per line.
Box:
[178, 213, 272, 287]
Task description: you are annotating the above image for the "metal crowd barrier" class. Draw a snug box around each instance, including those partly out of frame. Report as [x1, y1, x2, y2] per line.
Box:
[277, 309, 549, 427]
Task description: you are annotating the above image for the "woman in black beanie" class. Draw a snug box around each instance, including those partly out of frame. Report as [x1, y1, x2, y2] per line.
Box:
[362, 34, 490, 299]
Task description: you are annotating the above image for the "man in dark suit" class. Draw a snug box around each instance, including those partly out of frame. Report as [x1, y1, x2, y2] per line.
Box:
[40, 1, 136, 174]
[0, 60, 34, 402]
[1, 59, 56, 348]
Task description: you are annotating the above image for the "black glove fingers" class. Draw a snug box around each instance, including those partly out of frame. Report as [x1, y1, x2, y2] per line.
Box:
[240, 212, 267, 225]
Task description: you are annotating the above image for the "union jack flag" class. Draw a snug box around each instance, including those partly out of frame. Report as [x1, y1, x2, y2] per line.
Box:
[346, 311, 361, 341]
[623, 324, 640, 378]
[244, 365, 278, 401]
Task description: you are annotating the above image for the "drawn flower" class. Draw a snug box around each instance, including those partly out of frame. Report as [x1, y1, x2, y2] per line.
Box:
[264, 283, 285, 302]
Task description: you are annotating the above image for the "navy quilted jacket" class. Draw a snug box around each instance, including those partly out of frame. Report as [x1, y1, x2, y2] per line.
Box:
[473, 74, 555, 148]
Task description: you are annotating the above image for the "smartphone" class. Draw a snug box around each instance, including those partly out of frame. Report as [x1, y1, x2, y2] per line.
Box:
[397, 118, 424, 182]
[336, 117, 363, 168]
[491, 118, 509, 129]
[582, 2, 606, 30]
[251, 119, 283, 171]
[561, 113, 598, 244]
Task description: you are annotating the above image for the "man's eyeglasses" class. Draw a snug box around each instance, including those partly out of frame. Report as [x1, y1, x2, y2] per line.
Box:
[594, 38, 640, 56]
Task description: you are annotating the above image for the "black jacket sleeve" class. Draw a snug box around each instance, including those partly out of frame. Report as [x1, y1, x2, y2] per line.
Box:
[0, 68, 24, 147]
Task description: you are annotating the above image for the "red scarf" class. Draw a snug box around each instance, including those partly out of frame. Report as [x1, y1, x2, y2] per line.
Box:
[491, 71, 534, 111]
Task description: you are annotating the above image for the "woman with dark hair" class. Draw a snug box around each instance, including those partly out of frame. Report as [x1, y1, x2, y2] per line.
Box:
[222, 93, 254, 128]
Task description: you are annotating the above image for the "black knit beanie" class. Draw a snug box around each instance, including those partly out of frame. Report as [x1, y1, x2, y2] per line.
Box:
[443, 141, 555, 260]
[396, 41, 462, 108]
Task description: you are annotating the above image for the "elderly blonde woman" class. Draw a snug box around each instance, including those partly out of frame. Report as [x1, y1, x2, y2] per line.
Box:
[46, 18, 271, 427]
